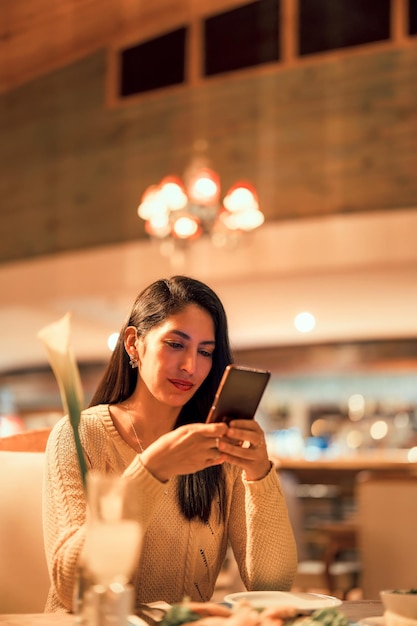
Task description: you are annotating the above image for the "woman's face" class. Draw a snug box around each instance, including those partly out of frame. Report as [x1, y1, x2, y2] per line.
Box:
[136, 304, 216, 408]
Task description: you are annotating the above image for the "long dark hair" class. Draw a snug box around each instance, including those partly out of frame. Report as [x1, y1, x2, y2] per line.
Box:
[89, 275, 233, 523]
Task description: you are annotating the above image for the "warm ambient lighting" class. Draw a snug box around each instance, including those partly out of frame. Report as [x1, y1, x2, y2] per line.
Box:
[137, 167, 264, 248]
[294, 311, 316, 333]
[107, 333, 119, 352]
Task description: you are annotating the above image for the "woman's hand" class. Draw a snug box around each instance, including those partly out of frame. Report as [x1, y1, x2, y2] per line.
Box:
[217, 419, 271, 481]
[140, 422, 228, 482]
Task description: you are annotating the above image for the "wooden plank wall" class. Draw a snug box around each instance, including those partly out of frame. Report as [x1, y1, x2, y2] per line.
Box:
[0, 13, 416, 264]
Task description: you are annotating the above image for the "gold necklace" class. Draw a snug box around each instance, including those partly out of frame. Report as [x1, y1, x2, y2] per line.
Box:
[121, 403, 144, 453]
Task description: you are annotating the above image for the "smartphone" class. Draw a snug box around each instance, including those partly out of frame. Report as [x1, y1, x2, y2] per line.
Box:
[206, 364, 271, 424]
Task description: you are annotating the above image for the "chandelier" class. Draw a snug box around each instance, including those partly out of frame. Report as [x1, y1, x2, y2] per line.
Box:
[137, 166, 265, 249]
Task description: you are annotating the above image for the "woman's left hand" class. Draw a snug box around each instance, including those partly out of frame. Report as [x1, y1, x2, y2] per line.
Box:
[217, 419, 271, 481]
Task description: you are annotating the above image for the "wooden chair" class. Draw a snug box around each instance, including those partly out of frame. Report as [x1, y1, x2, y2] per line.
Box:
[0, 429, 51, 612]
[0, 427, 51, 452]
[356, 471, 417, 599]
[293, 518, 360, 598]
[279, 470, 360, 599]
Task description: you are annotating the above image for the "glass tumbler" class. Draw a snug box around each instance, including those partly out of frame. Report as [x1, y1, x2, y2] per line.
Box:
[78, 471, 142, 625]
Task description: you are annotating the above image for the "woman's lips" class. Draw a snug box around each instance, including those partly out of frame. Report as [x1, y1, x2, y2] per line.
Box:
[169, 379, 194, 392]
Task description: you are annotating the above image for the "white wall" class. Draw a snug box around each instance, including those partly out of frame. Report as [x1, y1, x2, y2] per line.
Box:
[0, 208, 417, 372]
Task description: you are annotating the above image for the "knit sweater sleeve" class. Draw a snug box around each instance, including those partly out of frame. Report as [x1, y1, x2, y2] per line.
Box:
[226, 463, 298, 591]
[43, 409, 168, 612]
[43, 416, 88, 611]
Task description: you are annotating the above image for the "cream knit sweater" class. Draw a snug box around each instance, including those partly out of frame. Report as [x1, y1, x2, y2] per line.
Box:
[43, 405, 297, 612]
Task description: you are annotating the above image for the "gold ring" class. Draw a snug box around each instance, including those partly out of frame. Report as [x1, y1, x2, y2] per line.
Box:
[215, 437, 220, 448]
[241, 440, 251, 449]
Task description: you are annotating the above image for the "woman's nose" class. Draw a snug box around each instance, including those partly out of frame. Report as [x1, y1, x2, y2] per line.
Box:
[180, 351, 197, 373]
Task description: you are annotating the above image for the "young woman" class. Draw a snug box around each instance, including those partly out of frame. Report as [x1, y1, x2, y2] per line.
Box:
[43, 275, 297, 612]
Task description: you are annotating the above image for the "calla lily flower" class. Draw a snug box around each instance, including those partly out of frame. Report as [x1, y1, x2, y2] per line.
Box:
[38, 312, 87, 488]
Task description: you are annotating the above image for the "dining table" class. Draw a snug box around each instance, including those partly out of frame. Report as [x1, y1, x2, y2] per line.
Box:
[0, 600, 384, 625]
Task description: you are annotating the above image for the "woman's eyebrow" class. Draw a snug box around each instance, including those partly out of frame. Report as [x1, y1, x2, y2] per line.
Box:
[171, 330, 215, 345]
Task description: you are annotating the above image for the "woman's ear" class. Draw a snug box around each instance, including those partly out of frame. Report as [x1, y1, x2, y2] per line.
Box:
[124, 326, 139, 368]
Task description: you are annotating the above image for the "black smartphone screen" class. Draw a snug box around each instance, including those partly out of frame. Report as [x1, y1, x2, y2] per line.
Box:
[206, 364, 271, 424]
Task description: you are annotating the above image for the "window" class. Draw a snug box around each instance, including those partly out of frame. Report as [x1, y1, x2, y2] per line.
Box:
[298, 0, 391, 56]
[112, 0, 410, 102]
[410, 0, 417, 35]
[119, 27, 187, 97]
[203, 0, 280, 77]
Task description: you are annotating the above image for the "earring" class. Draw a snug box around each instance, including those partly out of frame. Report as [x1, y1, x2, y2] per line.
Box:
[129, 354, 139, 369]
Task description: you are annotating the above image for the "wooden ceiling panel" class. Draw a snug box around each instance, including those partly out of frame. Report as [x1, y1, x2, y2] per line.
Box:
[0, 0, 249, 94]
[1, 0, 118, 92]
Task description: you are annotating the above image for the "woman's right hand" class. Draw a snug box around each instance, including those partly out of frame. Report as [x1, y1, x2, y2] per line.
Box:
[140, 422, 228, 482]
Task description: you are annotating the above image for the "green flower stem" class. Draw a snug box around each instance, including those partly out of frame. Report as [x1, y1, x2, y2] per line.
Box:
[66, 383, 88, 488]
[38, 313, 87, 489]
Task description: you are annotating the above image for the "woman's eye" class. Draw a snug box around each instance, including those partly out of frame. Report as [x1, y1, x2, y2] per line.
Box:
[199, 349, 214, 358]
[166, 341, 183, 350]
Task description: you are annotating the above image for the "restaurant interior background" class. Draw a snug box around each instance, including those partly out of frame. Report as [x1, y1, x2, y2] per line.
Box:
[1, 0, 417, 596]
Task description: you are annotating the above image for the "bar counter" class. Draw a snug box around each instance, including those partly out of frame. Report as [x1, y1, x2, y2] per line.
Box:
[274, 452, 417, 484]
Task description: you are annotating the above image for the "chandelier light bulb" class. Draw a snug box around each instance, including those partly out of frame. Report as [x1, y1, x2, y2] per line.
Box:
[223, 183, 258, 213]
[137, 185, 166, 220]
[220, 211, 240, 231]
[137, 166, 265, 246]
[235, 208, 265, 231]
[220, 208, 264, 231]
[172, 215, 201, 239]
[187, 168, 220, 205]
[145, 212, 171, 238]
[159, 177, 188, 211]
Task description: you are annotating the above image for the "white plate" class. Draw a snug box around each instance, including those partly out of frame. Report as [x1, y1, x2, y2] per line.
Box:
[128, 616, 149, 626]
[224, 591, 342, 611]
[358, 618, 385, 626]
